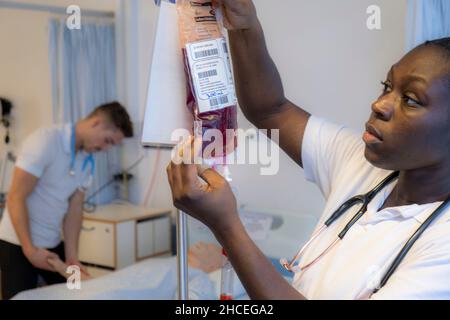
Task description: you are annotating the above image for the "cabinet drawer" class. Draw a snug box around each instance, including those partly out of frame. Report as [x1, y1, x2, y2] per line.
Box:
[78, 220, 115, 268]
[136, 220, 154, 259]
[154, 216, 170, 254]
[136, 215, 171, 259]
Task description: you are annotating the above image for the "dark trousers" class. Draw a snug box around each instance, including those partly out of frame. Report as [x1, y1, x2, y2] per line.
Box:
[0, 240, 67, 299]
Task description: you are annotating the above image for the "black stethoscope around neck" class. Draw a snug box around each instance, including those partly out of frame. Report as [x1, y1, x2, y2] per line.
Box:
[280, 171, 450, 295]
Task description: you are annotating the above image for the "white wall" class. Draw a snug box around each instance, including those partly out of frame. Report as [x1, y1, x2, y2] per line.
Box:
[0, 7, 57, 192]
[115, 0, 171, 209]
[0, 8, 54, 150]
[231, 0, 408, 215]
[120, 0, 407, 220]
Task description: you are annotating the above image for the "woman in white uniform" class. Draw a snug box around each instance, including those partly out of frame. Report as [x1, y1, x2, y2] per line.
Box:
[166, 0, 450, 299]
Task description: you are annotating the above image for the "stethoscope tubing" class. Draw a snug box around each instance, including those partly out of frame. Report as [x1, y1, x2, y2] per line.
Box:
[70, 124, 95, 182]
[375, 196, 450, 292]
[282, 170, 450, 294]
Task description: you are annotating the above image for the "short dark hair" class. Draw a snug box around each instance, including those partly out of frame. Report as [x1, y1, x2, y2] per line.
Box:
[89, 101, 133, 137]
[423, 37, 450, 87]
[424, 37, 450, 55]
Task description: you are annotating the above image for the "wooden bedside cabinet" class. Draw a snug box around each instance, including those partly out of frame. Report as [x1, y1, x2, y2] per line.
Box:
[78, 202, 172, 270]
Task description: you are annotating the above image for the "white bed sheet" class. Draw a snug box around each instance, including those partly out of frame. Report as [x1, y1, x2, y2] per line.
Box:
[13, 207, 311, 300]
[13, 256, 226, 300]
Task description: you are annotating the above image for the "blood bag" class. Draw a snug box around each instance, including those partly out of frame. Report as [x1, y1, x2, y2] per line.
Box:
[176, 0, 237, 160]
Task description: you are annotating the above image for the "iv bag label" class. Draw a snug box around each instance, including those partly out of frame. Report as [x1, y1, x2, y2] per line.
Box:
[186, 38, 237, 114]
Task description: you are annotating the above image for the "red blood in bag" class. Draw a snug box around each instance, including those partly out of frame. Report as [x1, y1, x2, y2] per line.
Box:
[177, 0, 237, 160]
[182, 48, 237, 159]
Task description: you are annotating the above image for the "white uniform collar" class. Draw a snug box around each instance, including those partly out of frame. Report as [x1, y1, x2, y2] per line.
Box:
[362, 178, 445, 224]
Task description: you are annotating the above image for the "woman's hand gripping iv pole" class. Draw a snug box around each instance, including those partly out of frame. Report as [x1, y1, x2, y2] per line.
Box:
[168, 135, 240, 238]
[167, 136, 305, 300]
[168, 135, 239, 300]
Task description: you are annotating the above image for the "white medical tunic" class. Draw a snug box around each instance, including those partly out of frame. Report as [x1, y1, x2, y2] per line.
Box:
[294, 116, 450, 300]
[0, 123, 90, 249]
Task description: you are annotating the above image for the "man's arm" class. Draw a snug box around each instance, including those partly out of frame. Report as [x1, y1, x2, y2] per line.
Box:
[7, 167, 58, 271]
[63, 190, 84, 265]
[220, 0, 310, 166]
[7, 168, 38, 253]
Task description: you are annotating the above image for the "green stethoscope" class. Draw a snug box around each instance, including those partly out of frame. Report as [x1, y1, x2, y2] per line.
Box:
[69, 124, 95, 191]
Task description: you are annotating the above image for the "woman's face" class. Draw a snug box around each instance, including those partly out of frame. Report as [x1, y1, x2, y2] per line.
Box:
[364, 46, 450, 171]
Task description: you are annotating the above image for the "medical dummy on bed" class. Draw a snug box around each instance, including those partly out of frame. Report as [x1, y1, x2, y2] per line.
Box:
[13, 242, 248, 300]
[13, 208, 315, 300]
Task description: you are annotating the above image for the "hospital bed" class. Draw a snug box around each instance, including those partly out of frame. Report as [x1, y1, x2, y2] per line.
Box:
[13, 208, 318, 300]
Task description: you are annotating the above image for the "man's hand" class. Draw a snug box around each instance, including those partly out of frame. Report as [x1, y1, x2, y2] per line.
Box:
[47, 257, 92, 280]
[65, 257, 90, 277]
[23, 246, 58, 272]
[166, 137, 241, 236]
[212, 0, 259, 31]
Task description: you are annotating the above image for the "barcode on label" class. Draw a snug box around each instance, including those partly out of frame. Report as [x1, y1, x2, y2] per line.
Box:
[209, 95, 229, 107]
[222, 42, 228, 54]
[198, 69, 218, 79]
[194, 48, 219, 59]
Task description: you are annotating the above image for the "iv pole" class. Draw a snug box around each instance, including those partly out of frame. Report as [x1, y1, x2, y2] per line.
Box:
[176, 209, 189, 300]
[147, 0, 189, 300]
[149, 0, 231, 300]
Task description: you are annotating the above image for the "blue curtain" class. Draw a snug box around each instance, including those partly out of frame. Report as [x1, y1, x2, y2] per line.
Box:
[48, 18, 120, 205]
[406, 0, 450, 51]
